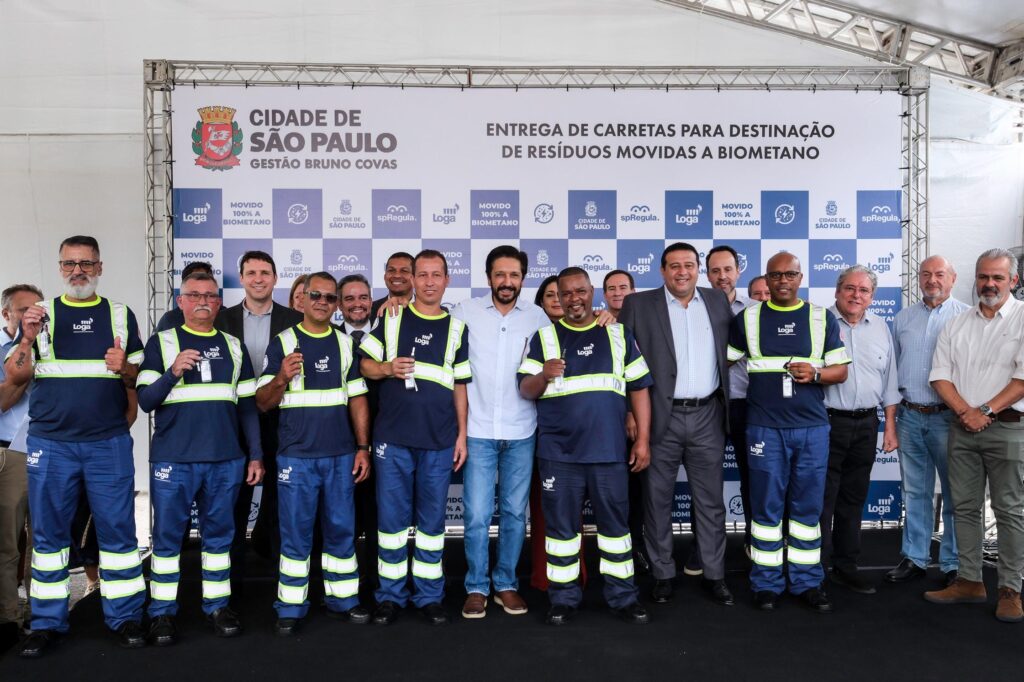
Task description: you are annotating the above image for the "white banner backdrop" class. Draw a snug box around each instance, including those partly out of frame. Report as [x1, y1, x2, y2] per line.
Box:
[171, 85, 904, 525]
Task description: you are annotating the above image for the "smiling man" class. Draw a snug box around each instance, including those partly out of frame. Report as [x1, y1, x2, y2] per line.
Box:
[370, 252, 415, 318]
[602, 270, 635, 320]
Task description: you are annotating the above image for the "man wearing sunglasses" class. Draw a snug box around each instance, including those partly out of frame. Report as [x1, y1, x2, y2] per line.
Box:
[727, 251, 850, 613]
[136, 272, 264, 645]
[257, 271, 372, 635]
[5, 236, 147, 656]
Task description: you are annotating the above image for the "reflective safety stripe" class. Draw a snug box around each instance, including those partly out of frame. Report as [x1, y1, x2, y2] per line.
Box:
[751, 521, 783, 543]
[750, 547, 784, 567]
[596, 533, 632, 554]
[444, 317, 465, 369]
[137, 369, 162, 386]
[824, 347, 851, 366]
[411, 559, 443, 580]
[788, 520, 821, 542]
[545, 535, 581, 558]
[624, 356, 650, 382]
[101, 575, 146, 600]
[35, 360, 118, 378]
[546, 561, 581, 583]
[384, 310, 401, 362]
[201, 552, 231, 572]
[99, 549, 141, 571]
[453, 361, 471, 380]
[541, 374, 625, 398]
[256, 374, 275, 389]
[225, 332, 244, 387]
[347, 378, 368, 397]
[607, 324, 626, 378]
[32, 547, 70, 572]
[322, 553, 357, 574]
[360, 334, 385, 363]
[747, 357, 824, 372]
[150, 581, 178, 601]
[787, 546, 821, 565]
[415, 529, 445, 552]
[236, 378, 257, 398]
[110, 302, 129, 350]
[158, 329, 181, 377]
[324, 578, 359, 599]
[378, 559, 408, 580]
[128, 350, 144, 365]
[599, 558, 635, 579]
[31, 579, 71, 600]
[165, 384, 238, 403]
[278, 328, 304, 392]
[277, 582, 308, 605]
[412, 362, 454, 389]
[809, 305, 826, 361]
[744, 304, 762, 359]
[537, 325, 561, 362]
[518, 358, 544, 375]
[279, 555, 311, 578]
[202, 579, 232, 599]
[280, 388, 349, 408]
[726, 345, 746, 362]
[378, 529, 409, 550]
[150, 554, 180, 575]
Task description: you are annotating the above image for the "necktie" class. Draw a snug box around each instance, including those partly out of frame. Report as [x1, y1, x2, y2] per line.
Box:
[350, 329, 364, 344]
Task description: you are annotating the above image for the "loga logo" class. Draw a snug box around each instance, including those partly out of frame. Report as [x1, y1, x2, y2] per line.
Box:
[869, 252, 896, 274]
[203, 346, 222, 360]
[375, 443, 387, 460]
[542, 476, 555, 492]
[777, 322, 796, 336]
[173, 189, 223, 239]
[184, 202, 211, 225]
[314, 356, 330, 373]
[749, 441, 765, 457]
[580, 254, 611, 273]
[415, 333, 433, 347]
[675, 203, 704, 226]
[192, 106, 242, 170]
[665, 191, 713, 238]
[278, 466, 293, 483]
[868, 493, 895, 517]
[73, 318, 94, 333]
[628, 253, 655, 276]
[577, 343, 595, 357]
[433, 203, 459, 225]
[154, 465, 173, 481]
[27, 450, 42, 467]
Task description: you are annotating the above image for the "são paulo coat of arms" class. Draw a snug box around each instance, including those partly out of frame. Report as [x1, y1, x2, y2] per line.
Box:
[192, 106, 243, 170]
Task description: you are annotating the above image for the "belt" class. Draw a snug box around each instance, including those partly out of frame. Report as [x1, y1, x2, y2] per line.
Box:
[827, 408, 876, 419]
[673, 392, 718, 408]
[0, 440, 9, 448]
[901, 400, 949, 415]
[996, 409, 1024, 423]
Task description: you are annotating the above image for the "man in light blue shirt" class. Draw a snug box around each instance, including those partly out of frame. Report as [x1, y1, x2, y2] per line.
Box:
[451, 245, 549, 619]
[822, 265, 900, 595]
[886, 255, 969, 586]
[0, 283, 42, 648]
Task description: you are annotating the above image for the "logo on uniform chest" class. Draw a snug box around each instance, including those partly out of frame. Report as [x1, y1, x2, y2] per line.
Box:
[203, 346, 222, 360]
[777, 322, 796, 336]
[72, 317, 94, 333]
[576, 343, 595, 357]
[414, 333, 433, 347]
[314, 356, 331, 373]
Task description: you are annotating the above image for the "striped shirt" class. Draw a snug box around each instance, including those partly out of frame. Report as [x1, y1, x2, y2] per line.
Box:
[893, 297, 969, 405]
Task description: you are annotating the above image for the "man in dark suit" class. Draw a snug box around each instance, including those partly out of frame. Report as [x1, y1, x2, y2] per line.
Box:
[369, 251, 414, 319]
[215, 250, 302, 576]
[618, 242, 734, 607]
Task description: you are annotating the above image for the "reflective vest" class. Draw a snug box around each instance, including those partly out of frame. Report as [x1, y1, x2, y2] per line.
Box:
[741, 302, 828, 373]
[278, 327, 360, 408]
[535, 323, 635, 398]
[154, 328, 250, 404]
[382, 307, 469, 390]
[34, 297, 132, 380]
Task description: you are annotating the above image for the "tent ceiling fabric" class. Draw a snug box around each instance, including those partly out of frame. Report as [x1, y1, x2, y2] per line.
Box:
[841, 0, 1024, 44]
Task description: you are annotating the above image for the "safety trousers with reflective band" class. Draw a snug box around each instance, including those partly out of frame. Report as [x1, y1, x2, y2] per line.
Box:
[26, 433, 144, 632]
[374, 442, 452, 608]
[537, 458, 638, 609]
[274, 453, 360, 618]
[148, 458, 244, 616]
[746, 423, 830, 595]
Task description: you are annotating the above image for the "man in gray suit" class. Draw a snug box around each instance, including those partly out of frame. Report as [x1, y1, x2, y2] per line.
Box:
[618, 242, 734, 606]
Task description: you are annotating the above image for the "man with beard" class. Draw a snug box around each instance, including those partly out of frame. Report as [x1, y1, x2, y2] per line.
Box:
[5, 236, 147, 656]
[519, 267, 653, 625]
[136, 272, 264, 644]
[370, 252, 414, 318]
[450, 246, 549, 619]
[925, 249, 1024, 623]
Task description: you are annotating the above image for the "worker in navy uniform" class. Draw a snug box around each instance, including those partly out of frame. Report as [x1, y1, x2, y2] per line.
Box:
[518, 267, 654, 626]
[727, 252, 850, 613]
[358, 250, 471, 626]
[6, 236, 147, 657]
[136, 271, 264, 644]
[256, 271, 372, 635]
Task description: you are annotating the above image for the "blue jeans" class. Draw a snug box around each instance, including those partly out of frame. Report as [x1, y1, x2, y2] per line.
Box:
[895, 406, 958, 572]
[463, 436, 535, 595]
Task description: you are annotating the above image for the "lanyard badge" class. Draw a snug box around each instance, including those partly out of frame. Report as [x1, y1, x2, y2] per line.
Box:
[782, 357, 794, 399]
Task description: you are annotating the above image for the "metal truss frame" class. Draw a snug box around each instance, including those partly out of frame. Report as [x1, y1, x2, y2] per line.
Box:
[144, 61, 928, 534]
[657, 0, 1024, 101]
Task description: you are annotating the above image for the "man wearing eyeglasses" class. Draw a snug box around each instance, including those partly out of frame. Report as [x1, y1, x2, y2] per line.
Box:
[727, 252, 850, 613]
[257, 271, 372, 635]
[4, 236, 147, 657]
[136, 272, 264, 645]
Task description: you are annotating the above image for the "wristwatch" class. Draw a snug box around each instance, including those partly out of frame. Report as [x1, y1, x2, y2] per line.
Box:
[813, 370, 821, 384]
[979, 404, 994, 419]
[356, 444, 371, 451]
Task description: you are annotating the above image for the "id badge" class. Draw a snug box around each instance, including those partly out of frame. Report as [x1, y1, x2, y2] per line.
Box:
[198, 359, 212, 383]
[782, 373, 794, 399]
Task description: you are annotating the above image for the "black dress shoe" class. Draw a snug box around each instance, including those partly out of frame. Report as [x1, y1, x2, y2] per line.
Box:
[373, 601, 401, 626]
[944, 570, 959, 588]
[702, 579, 735, 606]
[545, 604, 576, 626]
[612, 602, 650, 625]
[115, 621, 147, 648]
[886, 558, 927, 583]
[19, 630, 60, 658]
[799, 588, 834, 613]
[651, 579, 674, 603]
[420, 602, 450, 626]
[207, 607, 242, 637]
[327, 605, 371, 625]
[753, 591, 778, 611]
[274, 617, 299, 637]
[148, 615, 176, 646]
[830, 568, 877, 595]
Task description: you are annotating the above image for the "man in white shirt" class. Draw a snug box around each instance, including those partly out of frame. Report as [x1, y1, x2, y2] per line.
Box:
[451, 246, 549, 619]
[925, 248, 1024, 623]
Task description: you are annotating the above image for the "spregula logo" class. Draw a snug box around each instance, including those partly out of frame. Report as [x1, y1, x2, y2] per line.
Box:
[192, 106, 243, 170]
[580, 254, 611, 272]
[27, 450, 42, 467]
[749, 441, 765, 457]
[577, 343, 595, 357]
[73, 318, 94, 333]
[622, 204, 658, 223]
[814, 253, 847, 272]
[278, 466, 293, 482]
[415, 333, 433, 346]
[542, 476, 555, 491]
[154, 465, 173, 481]
[865, 205, 899, 223]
